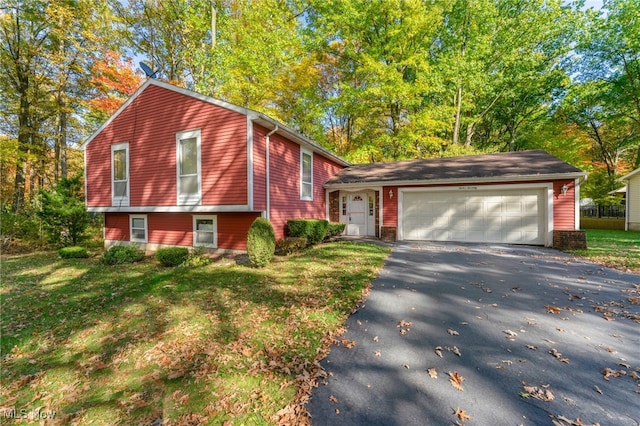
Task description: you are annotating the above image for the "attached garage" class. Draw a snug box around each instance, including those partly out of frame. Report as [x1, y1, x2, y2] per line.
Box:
[399, 186, 548, 245]
[324, 150, 588, 247]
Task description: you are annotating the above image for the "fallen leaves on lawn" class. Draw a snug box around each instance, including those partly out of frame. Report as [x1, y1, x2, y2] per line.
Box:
[329, 395, 339, 404]
[453, 407, 471, 421]
[427, 368, 438, 379]
[448, 328, 459, 336]
[549, 348, 570, 363]
[526, 345, 537, 350]
[448, 371, 464, 391]
[519, 382, 554, 401]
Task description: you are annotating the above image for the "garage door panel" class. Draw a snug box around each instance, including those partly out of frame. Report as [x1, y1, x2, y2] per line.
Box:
[401, 189, 545, 245]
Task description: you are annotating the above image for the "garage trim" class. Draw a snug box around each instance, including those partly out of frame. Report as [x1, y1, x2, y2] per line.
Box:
[398, 183, 553, 246]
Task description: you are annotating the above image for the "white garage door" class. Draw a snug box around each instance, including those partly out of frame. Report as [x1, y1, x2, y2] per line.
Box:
[401, 188, 545, 245]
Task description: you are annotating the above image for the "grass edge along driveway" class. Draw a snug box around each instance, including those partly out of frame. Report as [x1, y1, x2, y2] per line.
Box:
[1, 241, 391, 425]
[571, 229, 640, 273]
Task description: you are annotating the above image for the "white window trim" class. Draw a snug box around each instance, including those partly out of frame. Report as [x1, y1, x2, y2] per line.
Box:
[300, 149, 313, 201]
[193, 215, 217, 248]
[176, 129, 202, 205]
[129, 214, 148, 243]
[111, 142, 130, 207]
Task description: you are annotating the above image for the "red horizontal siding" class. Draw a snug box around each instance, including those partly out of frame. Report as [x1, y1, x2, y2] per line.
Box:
[267, 133, 345, 239]
[86, 84, 248, 208]
[148, 213, 193, 246]
[218, 213, 261, 250]
[252, 125, 267, 211]
[104, 213, 129, 241]
[104, 212, 260, 251]
[553, 180, 576, 229]
[383, 186, 399, 227]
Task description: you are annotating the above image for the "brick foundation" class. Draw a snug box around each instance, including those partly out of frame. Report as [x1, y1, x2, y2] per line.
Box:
[553, 230, 587, 250]
[381, 226, 397, 242]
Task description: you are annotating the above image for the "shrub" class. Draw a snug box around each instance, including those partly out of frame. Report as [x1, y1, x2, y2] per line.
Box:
[58, 246, 89, 259]
[155, 247, 189, 267]
[247, 217, 276, 267]
[181, 247, 212, 267]
[287, 219, 329, 246]
[100, 245, 145, 265]
[325, 223, 346, 240]
[38, 175, 90, 247]
[275, 237, 308, 255]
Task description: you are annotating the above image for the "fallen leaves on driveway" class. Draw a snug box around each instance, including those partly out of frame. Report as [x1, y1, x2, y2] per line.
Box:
[453, 407, 471, 421]
[545, 305, 562, 314]
[549, 348, 570, 363]
[520, 382, 554, 401]
[341, 339, 357, 349]
[397, 320, 413, 335]
[427, 368, 437, 379]
[435, 345, 462, 358]
[448, 371, 465, 391]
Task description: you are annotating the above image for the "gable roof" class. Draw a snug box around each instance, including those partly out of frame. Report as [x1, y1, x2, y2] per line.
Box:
[81, 79, 350, 167]
[325, 150, 586, 188]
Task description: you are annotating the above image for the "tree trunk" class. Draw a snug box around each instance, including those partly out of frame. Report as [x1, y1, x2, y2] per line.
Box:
[465, 121, 475, 147]
[453, 86, 462, 145]
[13, 78, 30, 213]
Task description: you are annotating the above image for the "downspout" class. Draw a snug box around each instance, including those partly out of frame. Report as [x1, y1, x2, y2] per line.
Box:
[265, 126, 278, 220]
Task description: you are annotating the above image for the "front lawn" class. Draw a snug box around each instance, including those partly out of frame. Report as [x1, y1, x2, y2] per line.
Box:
[572, 229, 640, 273]
[0, 242, 391, 425]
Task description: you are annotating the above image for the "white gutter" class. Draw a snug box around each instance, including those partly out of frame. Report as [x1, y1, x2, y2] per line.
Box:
[265, 126, 278, 220]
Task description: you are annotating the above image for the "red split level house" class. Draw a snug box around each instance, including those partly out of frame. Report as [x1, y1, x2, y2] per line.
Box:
[82, 79, 588, 252]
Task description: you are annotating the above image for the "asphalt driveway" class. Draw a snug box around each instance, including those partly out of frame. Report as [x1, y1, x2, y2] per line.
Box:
[307, 242, 640, 425]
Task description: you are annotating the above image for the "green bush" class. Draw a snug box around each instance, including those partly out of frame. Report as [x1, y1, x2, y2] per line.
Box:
[275, 237, 308, 255]
[38, 175, 90, 247]
[287, 219, 329, 245]
[180, 247, 212, 267]
[155, 247, 189, 267]
[247, 217, 276, 268]
[100, 245, 145, 265]
[325, 223, 346, 240]
[58, 246, 89, 259]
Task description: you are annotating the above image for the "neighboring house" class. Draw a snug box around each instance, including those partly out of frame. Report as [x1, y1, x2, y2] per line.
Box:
[82, 79, 349, 252]
[83, 79, 587, 251]
[325, 150, 587, 247]
[619, 168, 640, 231]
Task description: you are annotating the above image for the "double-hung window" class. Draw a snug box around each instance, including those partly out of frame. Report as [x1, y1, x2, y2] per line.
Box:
[130, 215, 147, 243]
[112, 143, 129, 206]
[300, 149, 313, 201]
[177, 129, 202, 205]
[193, 215, 217, 248]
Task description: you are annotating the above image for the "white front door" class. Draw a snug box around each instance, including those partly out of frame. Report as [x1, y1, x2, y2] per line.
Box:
[347, 193, 367, 235]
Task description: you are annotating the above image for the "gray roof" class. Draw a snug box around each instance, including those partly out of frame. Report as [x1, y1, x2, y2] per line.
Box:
[325, 150, 586, 188]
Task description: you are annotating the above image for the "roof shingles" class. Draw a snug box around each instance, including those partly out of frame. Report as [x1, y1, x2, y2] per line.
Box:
[325, 150, 585, 186]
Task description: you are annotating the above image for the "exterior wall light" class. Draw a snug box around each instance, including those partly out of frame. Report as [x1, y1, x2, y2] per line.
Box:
[561, 184, 569, 195]
[389, 189, 394, 199]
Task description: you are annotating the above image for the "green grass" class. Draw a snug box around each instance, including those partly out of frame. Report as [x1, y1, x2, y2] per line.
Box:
[0, 242, 391, 425]
[572, 229, 640, 272]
